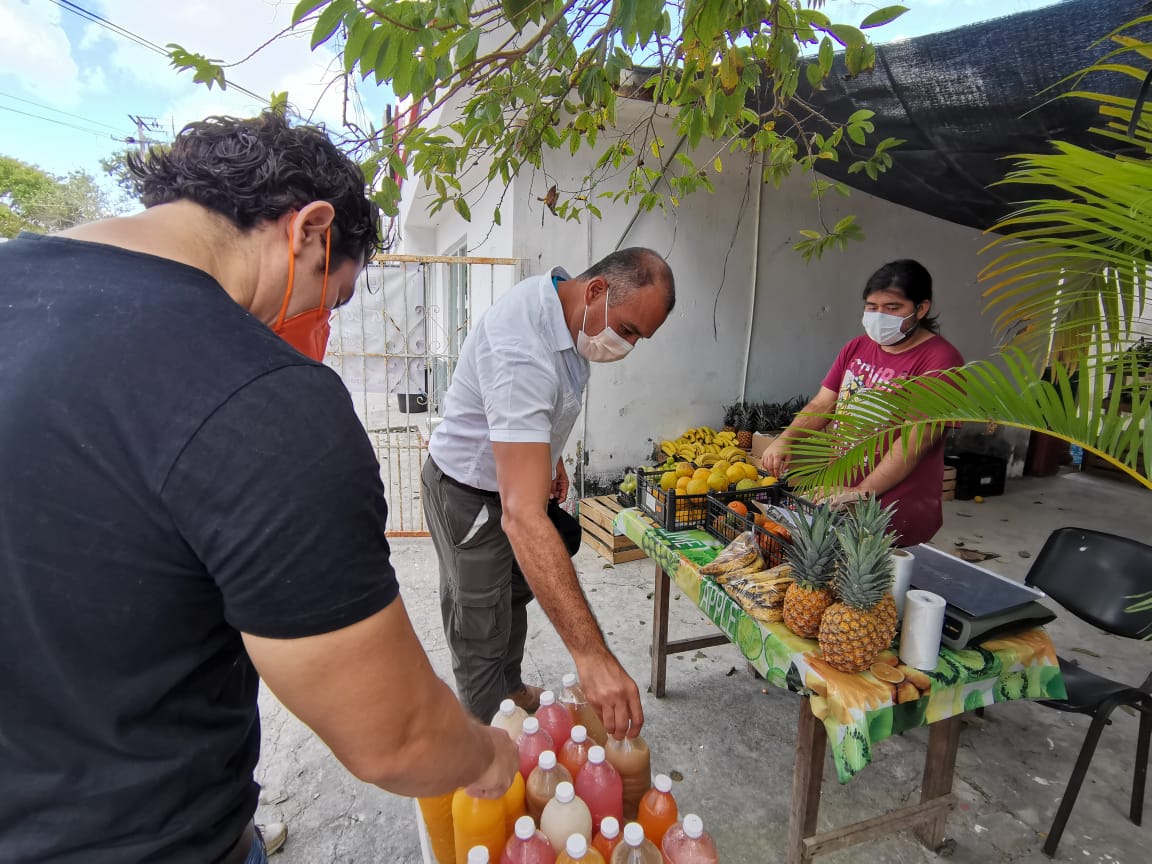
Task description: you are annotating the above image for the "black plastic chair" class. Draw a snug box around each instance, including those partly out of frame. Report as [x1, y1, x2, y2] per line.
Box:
[1023, 527, 1152, 856]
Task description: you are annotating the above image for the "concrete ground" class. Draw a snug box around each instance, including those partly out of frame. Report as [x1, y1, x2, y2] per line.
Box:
[254, 469, 1151, 863]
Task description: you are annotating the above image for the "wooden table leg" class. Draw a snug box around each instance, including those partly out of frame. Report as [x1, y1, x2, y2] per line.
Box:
[649, 560, 670, 698]
[915, 714, 961, 850]
[787, 696, 827, 864]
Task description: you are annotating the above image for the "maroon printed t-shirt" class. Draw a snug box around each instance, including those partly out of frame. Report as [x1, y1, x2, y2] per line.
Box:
[821, 333, 965, 546]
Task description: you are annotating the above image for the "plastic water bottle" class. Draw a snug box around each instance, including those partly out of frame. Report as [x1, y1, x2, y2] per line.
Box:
[536, 690, 574, 750]
[558, 673, 607, 745]
[636, 774, 677, 846]
[557, 832, 606, 863]
[592, 815, 622, 861]
[540, 782, 592, 852]
[559, 725, 593, 779]
[502, 770, 527, 836]
[661, 814, 719, 864]
[603, 735, 650, 821]
[609, 822, 661, 864]
[453, 789, 506, 863]
[501, 815, 556, 864]
[493, 698, 529, 741]
[574, 746, 623, 835]
[526, 750, 573, 823]
[517, 717, 555, 781]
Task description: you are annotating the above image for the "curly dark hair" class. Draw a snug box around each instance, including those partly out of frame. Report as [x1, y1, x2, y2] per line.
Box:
[129, 112, 379, 264]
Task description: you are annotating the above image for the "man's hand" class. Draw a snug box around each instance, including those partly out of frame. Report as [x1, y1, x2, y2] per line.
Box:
[551, 457, 569, 502]
[760, 438, 791, 477]
[575, 650, 645, 739]
[813, 486, 869, 510]
[464, 726, 520, 799]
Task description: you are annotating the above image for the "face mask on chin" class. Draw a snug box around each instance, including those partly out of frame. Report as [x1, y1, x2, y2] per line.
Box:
[862, 308, 918, 347]
[577, 286, 634, 363]
[272, 216, 333, 362]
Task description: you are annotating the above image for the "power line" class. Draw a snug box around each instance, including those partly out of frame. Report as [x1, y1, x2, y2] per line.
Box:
[0, 89, 127, 134]
[47, 0, 270, 106]
[0, 104, 121, 140]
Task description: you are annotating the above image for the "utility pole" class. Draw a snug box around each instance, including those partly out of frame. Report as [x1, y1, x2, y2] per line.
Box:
[127, 115, 163, 156]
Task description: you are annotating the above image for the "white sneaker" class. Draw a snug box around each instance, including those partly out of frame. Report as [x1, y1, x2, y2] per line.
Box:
[258, 822, 288, 856]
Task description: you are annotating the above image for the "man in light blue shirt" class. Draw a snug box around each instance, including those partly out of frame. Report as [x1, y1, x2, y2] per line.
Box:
[422, 248, 675, 737]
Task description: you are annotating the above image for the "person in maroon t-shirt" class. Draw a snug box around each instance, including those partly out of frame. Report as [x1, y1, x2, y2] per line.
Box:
[761, 260, 964, 546]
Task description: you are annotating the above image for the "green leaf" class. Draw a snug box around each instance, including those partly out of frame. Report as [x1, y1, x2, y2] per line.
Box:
[501, 0, 538, 30]
[860, 6, 909, 29]
[493, 207, 501, 226]
[805, 62, 823, 90]
[343, 15, 372, 74]
[453, 196, 472, 221]
[827, 24, 866, 47]
[713, 156, 723, 173]
[311, 0, 351, 49]
[292, 0, 330, 26]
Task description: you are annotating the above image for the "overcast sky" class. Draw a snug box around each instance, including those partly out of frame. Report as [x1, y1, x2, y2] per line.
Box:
[0, 0, 1062, 190]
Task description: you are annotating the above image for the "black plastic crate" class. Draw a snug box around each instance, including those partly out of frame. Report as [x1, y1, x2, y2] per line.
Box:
[945, 453, 1007, 500]
[636, 465, 782, 531]
[704, 489, 817, 567]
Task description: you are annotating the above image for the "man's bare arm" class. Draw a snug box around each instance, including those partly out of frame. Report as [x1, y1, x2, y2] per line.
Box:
[760, 387, 839, 476]
[243, 596, 518, 798]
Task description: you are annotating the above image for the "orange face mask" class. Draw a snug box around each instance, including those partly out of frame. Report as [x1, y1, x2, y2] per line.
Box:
[272, 217, 333, 362]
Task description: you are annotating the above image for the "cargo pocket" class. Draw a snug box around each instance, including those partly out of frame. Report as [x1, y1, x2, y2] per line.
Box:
[454, 580, 511, 644]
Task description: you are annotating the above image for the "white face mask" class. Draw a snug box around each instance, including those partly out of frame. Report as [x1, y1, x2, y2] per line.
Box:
[577, 288, 634, 363]
[862, 309, 918, 346]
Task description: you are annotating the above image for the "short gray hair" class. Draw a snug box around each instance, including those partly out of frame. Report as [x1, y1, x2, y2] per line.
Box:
[578, 247, 675, 313]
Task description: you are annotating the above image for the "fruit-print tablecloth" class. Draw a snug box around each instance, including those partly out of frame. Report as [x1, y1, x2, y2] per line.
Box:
[614, 507, 1067, 783]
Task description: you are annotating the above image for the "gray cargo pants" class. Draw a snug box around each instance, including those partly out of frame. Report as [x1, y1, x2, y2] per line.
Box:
[421, 458, 533, 723]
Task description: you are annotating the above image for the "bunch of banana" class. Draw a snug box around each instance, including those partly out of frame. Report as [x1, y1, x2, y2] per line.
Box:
[701, 537, 764, 576]
[659, 427, 745, 464]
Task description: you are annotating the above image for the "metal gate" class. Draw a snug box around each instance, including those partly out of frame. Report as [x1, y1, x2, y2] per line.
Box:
[325, 254, 522, 535]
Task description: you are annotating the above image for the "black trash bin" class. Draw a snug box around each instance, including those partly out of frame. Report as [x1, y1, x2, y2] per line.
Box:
[397, 393, 428, 414]
[944, 453, 1008, 500]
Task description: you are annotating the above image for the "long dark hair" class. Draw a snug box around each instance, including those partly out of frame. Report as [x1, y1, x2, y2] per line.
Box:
[862, 259, 940, 334]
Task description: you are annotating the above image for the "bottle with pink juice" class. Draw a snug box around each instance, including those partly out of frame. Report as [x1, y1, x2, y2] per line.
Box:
[501, 814, 557, 864]
[660, 814, 719, 864]
[573, 745, 623, 835]
[535, 690, 574, 750]
[517, 717, 554, 781]
[559, 725, 592, 779]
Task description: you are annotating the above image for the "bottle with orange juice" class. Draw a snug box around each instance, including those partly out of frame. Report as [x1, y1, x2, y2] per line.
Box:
[557, 833, 606, 864]
[502, 770, 528, 837]
[453, 788, 506, 863]
[591, 816, 621, 861]
[418, 790, 457, 864]
[636, 774, 677, 847]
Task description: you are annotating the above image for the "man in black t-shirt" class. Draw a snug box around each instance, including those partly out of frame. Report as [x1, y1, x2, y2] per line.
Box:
[0, 112, 517, 864]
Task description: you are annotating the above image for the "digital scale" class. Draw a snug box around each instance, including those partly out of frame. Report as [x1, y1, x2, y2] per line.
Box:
[907, 543, 1056, 649]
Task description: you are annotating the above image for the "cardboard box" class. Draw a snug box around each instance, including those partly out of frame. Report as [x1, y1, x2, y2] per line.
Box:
[751, 432, 779, 460]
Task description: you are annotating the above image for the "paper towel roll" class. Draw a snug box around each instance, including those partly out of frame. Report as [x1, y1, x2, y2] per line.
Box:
[899, 590, 947, 670]
[890, 550, 916, 619]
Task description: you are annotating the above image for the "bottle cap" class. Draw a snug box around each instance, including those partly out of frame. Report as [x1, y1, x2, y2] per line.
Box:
[555, 781, 575, 803]
[599, 816, 620, 839]
[562, 672, 578, 688]
[623, 822, 645, 847]
[654, 773, 672, 793]
[538, 750, 557, 770]
[514, 815, 536, 841]
[522, 717, 540, 735]
[565, 834, 588, 857]
[683, 814, 704, 839]
[539, 690, 556, 707]
[570, 725, 588, 743]
[498, 699, 515, 718]
[466, 847, 489, 864]
[587, 745, 606, 764]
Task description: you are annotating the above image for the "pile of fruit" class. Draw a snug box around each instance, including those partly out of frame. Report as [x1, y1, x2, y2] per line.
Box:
[657, 426, 748, 465]
[656, 461, 777, 497]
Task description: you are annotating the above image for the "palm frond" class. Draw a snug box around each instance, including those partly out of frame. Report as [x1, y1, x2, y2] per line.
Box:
[785, 348, 1152, 494]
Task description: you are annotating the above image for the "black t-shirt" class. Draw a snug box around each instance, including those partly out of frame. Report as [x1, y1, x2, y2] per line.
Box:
[0, 234, 400, 862]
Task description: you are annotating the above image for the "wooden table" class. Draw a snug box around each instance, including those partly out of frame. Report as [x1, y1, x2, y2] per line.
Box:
[622, 508, 1065, 863]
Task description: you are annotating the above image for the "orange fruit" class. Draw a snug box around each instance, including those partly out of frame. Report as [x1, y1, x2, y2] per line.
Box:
[728, 501, 749, 518]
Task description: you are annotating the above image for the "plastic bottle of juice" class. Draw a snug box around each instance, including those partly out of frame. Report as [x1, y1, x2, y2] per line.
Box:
[500, 815, 557, 864]
[527, 750, 573, 823]
[604, 735, 650, 820]
[493, 698, 529, 741]
[535, 690, 574, 750]
[559, 725, 593, 779]
[453, 788, 507, 863]
[591, 816, 621, 861]
[503, 770, 528, 836]
[609, 823, 661, 864]
[661, 814, 718, 863]
[540, 782, 592, 852]
[517, 717, 555, 781]
[573, 745, 623, 834]
[557, 833, 606, 864]
[558, 673, 607, 745]
[418, 790, 457, 864]
[468, 848, 491, 864]
[636, 774, 677, 847]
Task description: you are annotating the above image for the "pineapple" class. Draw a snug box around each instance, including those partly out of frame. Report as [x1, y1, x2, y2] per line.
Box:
[781, 505, 839, 639]
[722, 403, 739, 434]
[819, 523, 898, 673]
[734, 402, 753, 450]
